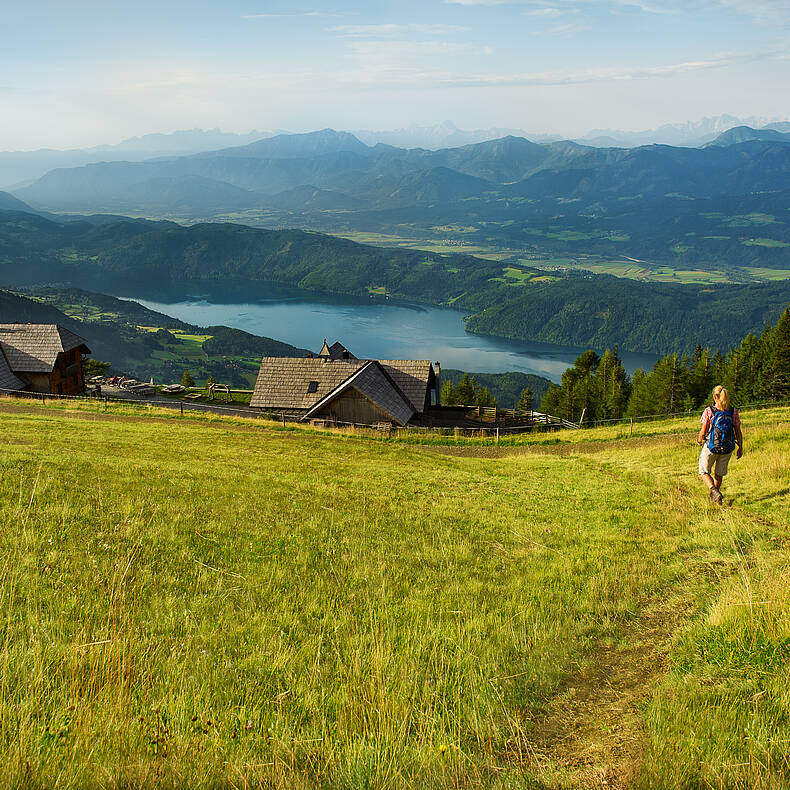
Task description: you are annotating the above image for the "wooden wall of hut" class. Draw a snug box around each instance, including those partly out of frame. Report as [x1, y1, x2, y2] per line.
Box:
[34, 349, 86, 395]
[316, 390, 395, 426]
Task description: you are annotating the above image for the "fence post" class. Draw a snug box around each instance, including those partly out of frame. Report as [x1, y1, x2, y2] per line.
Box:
[282, 411, 286, 428]
[630, 417, 633, 437]
[496, 426, 500, 444]
[104, 396, 108, 412]
[180, 401, 184, 416]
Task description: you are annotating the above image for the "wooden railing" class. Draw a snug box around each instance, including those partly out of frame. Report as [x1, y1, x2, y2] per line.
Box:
[470, 405, 580, 429]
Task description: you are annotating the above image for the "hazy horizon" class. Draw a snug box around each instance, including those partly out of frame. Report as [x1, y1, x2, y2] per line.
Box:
[3, 0, 790, 151]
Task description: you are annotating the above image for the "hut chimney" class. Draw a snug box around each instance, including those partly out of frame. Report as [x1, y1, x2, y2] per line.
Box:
[435, 362, 441, 406]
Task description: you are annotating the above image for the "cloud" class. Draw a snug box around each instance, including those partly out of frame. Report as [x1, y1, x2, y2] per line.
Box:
[451, 0, 672, 9]
[443, 54, 753, 88]
[535, 21, 590, 34]
[243, 11, 345, 19]
[715, 0, 790, 22]
[526, 7, 566, 16]
[329, 24, 470, 37]
[447, 0, 790, 18]
[344, 40, 479, 60]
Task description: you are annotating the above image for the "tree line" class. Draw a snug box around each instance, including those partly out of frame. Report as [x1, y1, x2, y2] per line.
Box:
[539, 306, 790, 423]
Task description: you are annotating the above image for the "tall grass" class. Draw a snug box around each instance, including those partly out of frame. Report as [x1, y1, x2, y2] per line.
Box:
[0, 404, 787, 787]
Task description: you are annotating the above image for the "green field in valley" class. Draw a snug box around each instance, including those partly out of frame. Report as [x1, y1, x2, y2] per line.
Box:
[1, 398, 788, 788]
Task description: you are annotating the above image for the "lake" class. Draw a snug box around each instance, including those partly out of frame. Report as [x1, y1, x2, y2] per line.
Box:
[116, 281, 657, 383]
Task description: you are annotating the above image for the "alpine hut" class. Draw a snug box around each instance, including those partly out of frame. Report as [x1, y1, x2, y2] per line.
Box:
[0, 323, 91, 395]
[250, 339, 441, 426]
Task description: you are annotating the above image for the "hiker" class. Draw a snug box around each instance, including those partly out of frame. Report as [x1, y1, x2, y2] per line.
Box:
[697, 385, 743, 504]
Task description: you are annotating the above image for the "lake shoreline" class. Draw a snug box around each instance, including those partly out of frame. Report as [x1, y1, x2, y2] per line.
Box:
[110, 279, 658, 383]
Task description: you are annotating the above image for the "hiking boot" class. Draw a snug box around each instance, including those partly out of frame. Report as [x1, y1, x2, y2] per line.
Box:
[709, 487, 724, 505]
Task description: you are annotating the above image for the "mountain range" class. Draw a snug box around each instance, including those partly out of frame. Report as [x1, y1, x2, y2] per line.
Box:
[578, 115, 790, 148]
[14, 126, 790, 214]
[3, 123, 789, 281]
[0, 128, 278, 189]
[5, 115, 788, 190]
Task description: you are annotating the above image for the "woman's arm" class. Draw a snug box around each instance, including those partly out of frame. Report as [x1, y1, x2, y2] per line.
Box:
[698, 408, 710, 446]
[735, 424, 744, 458]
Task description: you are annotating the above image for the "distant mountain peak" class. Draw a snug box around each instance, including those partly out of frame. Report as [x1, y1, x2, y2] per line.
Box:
[706, 125, 790, 147]
[579, 114, 789, 148]
[204, 128, 369, 160]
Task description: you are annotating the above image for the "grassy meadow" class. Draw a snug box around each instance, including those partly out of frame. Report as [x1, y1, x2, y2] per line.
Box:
[0, 399, 788, 788]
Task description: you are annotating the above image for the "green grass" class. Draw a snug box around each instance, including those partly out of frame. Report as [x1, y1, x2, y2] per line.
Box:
[742, 238, 790, 249]
[744, 267, 790, 281]
[1, 400, 788, 787]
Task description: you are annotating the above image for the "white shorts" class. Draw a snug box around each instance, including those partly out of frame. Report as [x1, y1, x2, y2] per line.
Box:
[699, 445, 732, 477]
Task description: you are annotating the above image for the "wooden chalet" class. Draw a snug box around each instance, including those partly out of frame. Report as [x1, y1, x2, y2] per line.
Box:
[250, 340, 440, 426]
[0, 323, 91, 395]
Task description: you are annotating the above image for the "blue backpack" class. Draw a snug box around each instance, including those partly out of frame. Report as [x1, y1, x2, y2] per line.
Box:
[707, 408, 735, 454]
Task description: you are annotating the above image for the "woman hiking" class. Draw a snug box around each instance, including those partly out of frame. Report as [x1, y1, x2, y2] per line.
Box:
[697, 385, 743, 504]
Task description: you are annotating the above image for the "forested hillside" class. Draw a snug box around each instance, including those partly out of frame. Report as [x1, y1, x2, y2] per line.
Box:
[2, 210, 789, 355]
[541, 307, 790, 423]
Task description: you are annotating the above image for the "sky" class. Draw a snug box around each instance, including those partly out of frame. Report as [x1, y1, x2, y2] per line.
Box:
[1, 0, 789, 150]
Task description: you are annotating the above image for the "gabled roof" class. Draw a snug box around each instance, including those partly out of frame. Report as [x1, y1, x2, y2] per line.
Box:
[0, 324, 91, 373]
[0, 346, 26, 392]
[250, 340, 436, 420]
[303, 360, 415, 426]
[318, 339, 356, 359]
[378, 360, 434, 411]
[250, 357, 367, 409]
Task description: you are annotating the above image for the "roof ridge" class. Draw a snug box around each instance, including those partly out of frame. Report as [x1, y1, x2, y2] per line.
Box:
[371, 360, 414, 408]
[303, 360, 414, 425]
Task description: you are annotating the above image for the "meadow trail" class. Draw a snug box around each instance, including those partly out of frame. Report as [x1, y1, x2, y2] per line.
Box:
[427, 425, 782, 788]
[518, 453, 711, 789]
[526, 594, 688, 789]
[498, 445, 695, 788]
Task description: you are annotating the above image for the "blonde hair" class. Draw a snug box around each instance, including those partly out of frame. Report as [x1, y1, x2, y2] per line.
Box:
[713, 385, 730, 410]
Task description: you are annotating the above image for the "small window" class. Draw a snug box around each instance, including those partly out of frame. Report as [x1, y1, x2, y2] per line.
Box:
[307, 381, 319, 393]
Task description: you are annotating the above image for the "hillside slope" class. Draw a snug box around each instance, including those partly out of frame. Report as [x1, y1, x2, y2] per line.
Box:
[2, 210, 790, 356]
[1, 399, 787, 788]
[0, 289, 309, 385]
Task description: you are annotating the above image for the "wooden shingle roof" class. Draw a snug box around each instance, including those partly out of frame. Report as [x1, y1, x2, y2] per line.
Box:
[0, 324, 91, 373]
[379, 360, 433, 412]
[0, 347, 26, 392]
[250, 340, 436, 419]
[303, 361, 415, 426]
[318, 339, 356, 359]
[250, 357, 367, 410]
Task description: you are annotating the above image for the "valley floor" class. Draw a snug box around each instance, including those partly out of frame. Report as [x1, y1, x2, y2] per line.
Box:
[0, 399, 788, 788]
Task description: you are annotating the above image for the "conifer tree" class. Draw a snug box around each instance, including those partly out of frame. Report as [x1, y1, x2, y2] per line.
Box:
[455, 374, 477, 405]
[767, 308, 790, 399]
[625, 369, 651, 417]
[649, 353, 687, 414]
[440, 380, 457, 404]
[517, 387, 534, 413]
[540, 383, 562, 416]
[594, 348, 630, 419]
